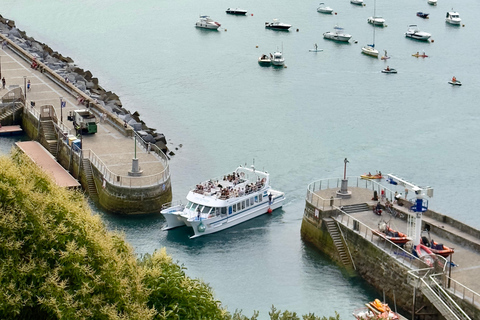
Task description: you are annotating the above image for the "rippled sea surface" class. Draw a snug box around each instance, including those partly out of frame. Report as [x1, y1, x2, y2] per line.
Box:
[2, 0, 480, 317]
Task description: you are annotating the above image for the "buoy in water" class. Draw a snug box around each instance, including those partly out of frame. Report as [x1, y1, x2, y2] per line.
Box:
[431, 39, 434, 43]
[251, 13, 254, 16]
[335, 12, 337, 15]
[268, 207, 273, 214]
[296, 28, 299, 32]
[224, 29, 227, 31]
[256, 45, 258, 48]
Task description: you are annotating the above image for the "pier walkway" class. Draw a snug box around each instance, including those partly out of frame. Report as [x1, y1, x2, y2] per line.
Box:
[16, 141, 80, 188]
[1, 34, 169, 196]
[307, 177, 480, 318]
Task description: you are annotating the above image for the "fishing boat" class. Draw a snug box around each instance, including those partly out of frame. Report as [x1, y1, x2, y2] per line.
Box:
[323, 26, 352, 42]
[160, 165, 285, 238]
[373, 223, 411, 245]
[226, 8, 247, 15]
[258, 54, 271, 65]
[271, 50, 285, 66]
[427, 0, 437, 5]
[446, 11, 461, 25]
[367, 16, 386, 26]
[361, 173, 383, 179]
[317, 3, 334, 14]
[405, 25, 431, 41]
[265, 19, 291, 30]
[417, 12, 429, 19]
[381, 67, 397, 74]
[195, 15, 221, 29]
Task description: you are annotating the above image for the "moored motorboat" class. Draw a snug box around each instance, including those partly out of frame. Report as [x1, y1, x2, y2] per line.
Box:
[195, 15, 221, 29]
[160, 165, 286, 238]
[351, 0, 364, 5]
[323, 26, 352, 42]
[226, 8, 247, 15]
[265, 19, 291, 30]
[373, 223, 411, 245]
[362, 44, 378, 57]
[427, 0, 437, 5]
[367, 16, 386, 26]
[317, 3, 334, 14]
[381, 67, 397, 74]
[445, 11, 461, 25]
[258, 54, 272, 65]
[405, 24, 431, 41]
[271, 50, 285, 66]
[417, 12, 429, 19]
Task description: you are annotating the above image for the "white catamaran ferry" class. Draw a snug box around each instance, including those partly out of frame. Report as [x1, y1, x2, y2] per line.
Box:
[161, 165, 285, 238]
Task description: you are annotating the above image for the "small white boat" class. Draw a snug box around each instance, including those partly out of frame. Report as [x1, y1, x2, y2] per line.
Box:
[449, 78, 462, 86]
[161, 165, 285, 238]
[258, 54, 271, 65]
[317, 3, 333, 14]
[195, 15, 221, 29]
[265, 19, 291, 30]
[381, 67, 397, 73]
[367, 16, 386, 26]
[427, 0, 437, 5]
[226, 8, 247, 15]
[271, 50, 285, 66]
[323, 26, 352, 42]
[445, 11, 461, 25]
[362, 45, 379, 57]
[405, 24, 431, 41]
[351, 0, 364, 5]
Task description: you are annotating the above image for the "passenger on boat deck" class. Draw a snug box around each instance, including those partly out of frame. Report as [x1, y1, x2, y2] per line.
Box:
[452, 76, 456, 82]
[386, 66, 390, 71]
[416, 51, 419, 55]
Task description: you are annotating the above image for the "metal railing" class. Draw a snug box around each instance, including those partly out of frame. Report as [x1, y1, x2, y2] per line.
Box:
[441, 275, 480, 309]
[82, 147, 170, 188]
[306, 176, 399, 211]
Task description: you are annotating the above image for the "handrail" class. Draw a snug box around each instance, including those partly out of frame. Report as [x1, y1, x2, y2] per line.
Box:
[429, 275, 471, 320]
[306, 176, 399, 211]
[82, 146, 170, 188]
[441, 274, 480, 308]
[334, 217, 356, 270]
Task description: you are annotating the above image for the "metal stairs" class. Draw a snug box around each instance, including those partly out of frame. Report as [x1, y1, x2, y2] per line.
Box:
[40, 120, 58, 158]
[324, 217, 354, 269]
[340, 203, 370, 214]
[0, 103, 23, 121]
[419, 277, 471, 320]
[82, 158, 98, 200]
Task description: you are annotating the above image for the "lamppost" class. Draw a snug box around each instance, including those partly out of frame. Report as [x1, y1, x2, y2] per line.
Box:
[23, 76, 26, 100]
[60, 97, 63, 123]
[0, 56, 2, 80]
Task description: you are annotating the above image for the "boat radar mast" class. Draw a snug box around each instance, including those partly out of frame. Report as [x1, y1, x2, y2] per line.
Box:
[386, 174, 433, 245]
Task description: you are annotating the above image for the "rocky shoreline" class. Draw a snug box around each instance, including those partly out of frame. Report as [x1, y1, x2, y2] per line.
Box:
[0, 14, 174, 155]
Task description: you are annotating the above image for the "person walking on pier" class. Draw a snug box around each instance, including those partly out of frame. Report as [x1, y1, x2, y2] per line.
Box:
[2, 77, 5, 89]
[27, 80, 31, 91]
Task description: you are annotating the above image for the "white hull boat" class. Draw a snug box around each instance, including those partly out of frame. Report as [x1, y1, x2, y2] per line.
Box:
[381, 68, 397, 73]
[362, 45, 379, 57]
[258, 54, 272, 65]
[271, 51, 285, 66]
[351, 0, 364, 5]
[265, 19, 291, 30]
[427, 0, 437, 5]
[161, 165, 285, 238]
[405, 25, 431, 41]
[317, 3, 333, 14]
[445, 11, 461, 25]
[195, 15, 221, 29]
[323, 26, 352, 42]
[367, 16, 385, 26]
[226, 8, 247, 15]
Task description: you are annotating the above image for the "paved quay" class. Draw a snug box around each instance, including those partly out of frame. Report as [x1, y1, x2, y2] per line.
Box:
[314, 186, 480, 300]
[0, 38, 166, 186]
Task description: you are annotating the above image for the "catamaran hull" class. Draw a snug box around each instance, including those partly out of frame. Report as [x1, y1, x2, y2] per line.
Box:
[161, 211, 187, 230]
[189, 194, 285, 238]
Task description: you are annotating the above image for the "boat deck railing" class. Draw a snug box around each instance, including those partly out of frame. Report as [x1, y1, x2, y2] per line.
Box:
[306, 176, 398, 210]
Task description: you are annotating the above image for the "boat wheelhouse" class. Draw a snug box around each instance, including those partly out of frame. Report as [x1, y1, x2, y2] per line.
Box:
[161, 165, 285, 238]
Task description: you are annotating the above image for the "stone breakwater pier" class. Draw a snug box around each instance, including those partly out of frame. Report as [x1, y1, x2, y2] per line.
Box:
[302, 176, 480, 320]
[0, 16, 171, 214]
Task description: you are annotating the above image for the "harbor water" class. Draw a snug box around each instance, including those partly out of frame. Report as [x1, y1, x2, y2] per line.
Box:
[2, 0, 480, 317]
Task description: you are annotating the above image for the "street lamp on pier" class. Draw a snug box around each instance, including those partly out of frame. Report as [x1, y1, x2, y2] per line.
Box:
[23, 76, 26, 101]
[60, 97, 64, 123]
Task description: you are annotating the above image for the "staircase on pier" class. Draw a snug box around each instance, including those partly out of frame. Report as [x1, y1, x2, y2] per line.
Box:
[324, 217, 354, 270]
[340, 203, 370, 214]
[40, 120, 58, 158]
[0, 103, 23, 122]
[82, 158, 98, 200]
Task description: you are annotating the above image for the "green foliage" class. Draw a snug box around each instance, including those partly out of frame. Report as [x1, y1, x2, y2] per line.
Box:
[0, 152, 342, 320]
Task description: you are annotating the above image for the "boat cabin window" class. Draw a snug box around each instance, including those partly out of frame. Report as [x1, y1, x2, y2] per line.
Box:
[255, 196, 258, 202]
[186, 201, 194, 209]
[190, 203, 199, 212]
[241, 201, 245, 209]
[221, 207, 227, 215]
[236, 203, 241, 212]
[201, 206, 212, 214]
[250, 197, 254, 205]
[259, 194, 263, 202]
[215, 207, 221, 216]
[245, 200, 249, 208]
[228, 206, 232, 215]
[233, 204, 237, 213]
